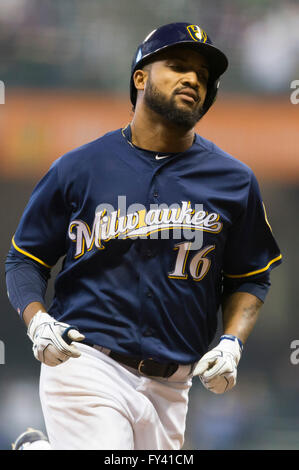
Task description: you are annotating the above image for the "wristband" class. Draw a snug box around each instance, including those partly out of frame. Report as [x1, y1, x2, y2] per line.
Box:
[220, 334, 244, 352]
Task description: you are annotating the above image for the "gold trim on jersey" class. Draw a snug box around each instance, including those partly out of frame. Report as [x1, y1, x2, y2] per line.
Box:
[262, 202, 273, 233]
[12, 236, 52, 268]
[224, 254, 282, 279]
[121, 125, 134, 148]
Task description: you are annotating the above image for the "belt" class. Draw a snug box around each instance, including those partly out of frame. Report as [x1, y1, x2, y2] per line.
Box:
[109, 351, 179, 378]
[90, 343, 189, 378]
[89, 343, 196, 378]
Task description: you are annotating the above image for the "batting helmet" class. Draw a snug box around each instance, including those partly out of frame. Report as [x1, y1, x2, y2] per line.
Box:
[130, 22, 228, 116]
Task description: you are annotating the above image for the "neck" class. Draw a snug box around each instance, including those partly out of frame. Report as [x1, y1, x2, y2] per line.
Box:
[130, 105, 195, 153]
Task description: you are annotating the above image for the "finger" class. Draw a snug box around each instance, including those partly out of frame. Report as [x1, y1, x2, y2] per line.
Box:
[202, 375, 228, 394]
[217, 375, 232, 394]
[209, 382, 227, 394]
[41, 345, 70, 366]
[203, 359, 233, 379]
[65, 344, 82, 358]
[55, 341, 82, 358]
[194, 351, 223, 374]
[55, 335, 82, 358]
[202, 359, 224, 379]
[67, 329, 85, 343]
[203, 374, 224, 387]
[45, 356, 68, 367]
[223, 372, 236, 391]
[199, 375, 222, 394]
[61, 326, 85, 345]
[210, 373, 236, 393]
[193, 359, 211, 376]
[61, 326, 79, 344]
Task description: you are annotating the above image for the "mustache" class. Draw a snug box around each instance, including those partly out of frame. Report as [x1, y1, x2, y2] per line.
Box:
[174, 87, 200, 103]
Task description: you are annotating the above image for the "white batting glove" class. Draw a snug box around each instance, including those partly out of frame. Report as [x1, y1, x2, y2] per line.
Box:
[27, 311, 85, 367]
[193, 335, 243, 394]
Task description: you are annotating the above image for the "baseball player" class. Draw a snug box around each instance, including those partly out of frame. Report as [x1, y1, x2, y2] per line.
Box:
[6, 22, 282, 450]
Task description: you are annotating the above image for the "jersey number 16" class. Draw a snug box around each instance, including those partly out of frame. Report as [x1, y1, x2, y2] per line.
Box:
[168, 242, 215, 282]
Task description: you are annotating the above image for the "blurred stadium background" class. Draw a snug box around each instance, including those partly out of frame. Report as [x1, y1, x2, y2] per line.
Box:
[0, 0, 298, 450]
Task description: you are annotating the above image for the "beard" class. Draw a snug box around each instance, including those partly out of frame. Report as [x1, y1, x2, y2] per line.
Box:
[144, 77, 205, 130]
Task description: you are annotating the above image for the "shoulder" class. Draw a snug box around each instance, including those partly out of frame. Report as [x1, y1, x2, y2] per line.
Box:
[194, 133, 254, 180]
[40, 129, 123, 191]
[58, 128, 121, 162]
[51, 129, 122, 175]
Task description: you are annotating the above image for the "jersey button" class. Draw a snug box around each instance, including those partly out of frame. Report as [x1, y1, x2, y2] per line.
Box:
[146, 291, 152, 297]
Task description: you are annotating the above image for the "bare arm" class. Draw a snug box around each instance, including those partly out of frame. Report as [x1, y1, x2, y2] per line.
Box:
[221, 291, 263, 344]
[23, 301, 47, 327]
[194, 291, 263, 392]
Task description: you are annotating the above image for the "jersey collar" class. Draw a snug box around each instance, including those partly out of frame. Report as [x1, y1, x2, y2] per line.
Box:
[121, 124, 196, 158]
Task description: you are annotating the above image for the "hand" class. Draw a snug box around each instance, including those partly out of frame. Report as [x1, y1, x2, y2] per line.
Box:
[193, 335, 243, 394]
[27, 311, 85, 367]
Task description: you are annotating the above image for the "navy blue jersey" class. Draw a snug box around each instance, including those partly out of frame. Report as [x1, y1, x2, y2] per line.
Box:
[8, 126, 282, 363]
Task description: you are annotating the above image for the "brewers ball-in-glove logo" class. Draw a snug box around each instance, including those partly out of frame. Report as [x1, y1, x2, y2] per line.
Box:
[187, 25, 208, 43]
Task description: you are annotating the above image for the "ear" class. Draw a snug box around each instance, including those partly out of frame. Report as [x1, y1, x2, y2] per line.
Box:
[133, 69, 148, 92]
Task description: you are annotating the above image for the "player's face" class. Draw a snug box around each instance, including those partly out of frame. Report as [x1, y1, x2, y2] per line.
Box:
[143, 48, 209, 129]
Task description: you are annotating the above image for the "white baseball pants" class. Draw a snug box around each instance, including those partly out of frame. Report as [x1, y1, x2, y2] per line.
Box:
[39, 343, 193, 450]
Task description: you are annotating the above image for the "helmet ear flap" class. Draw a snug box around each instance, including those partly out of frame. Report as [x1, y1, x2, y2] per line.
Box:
[202, 78, 220, 116]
